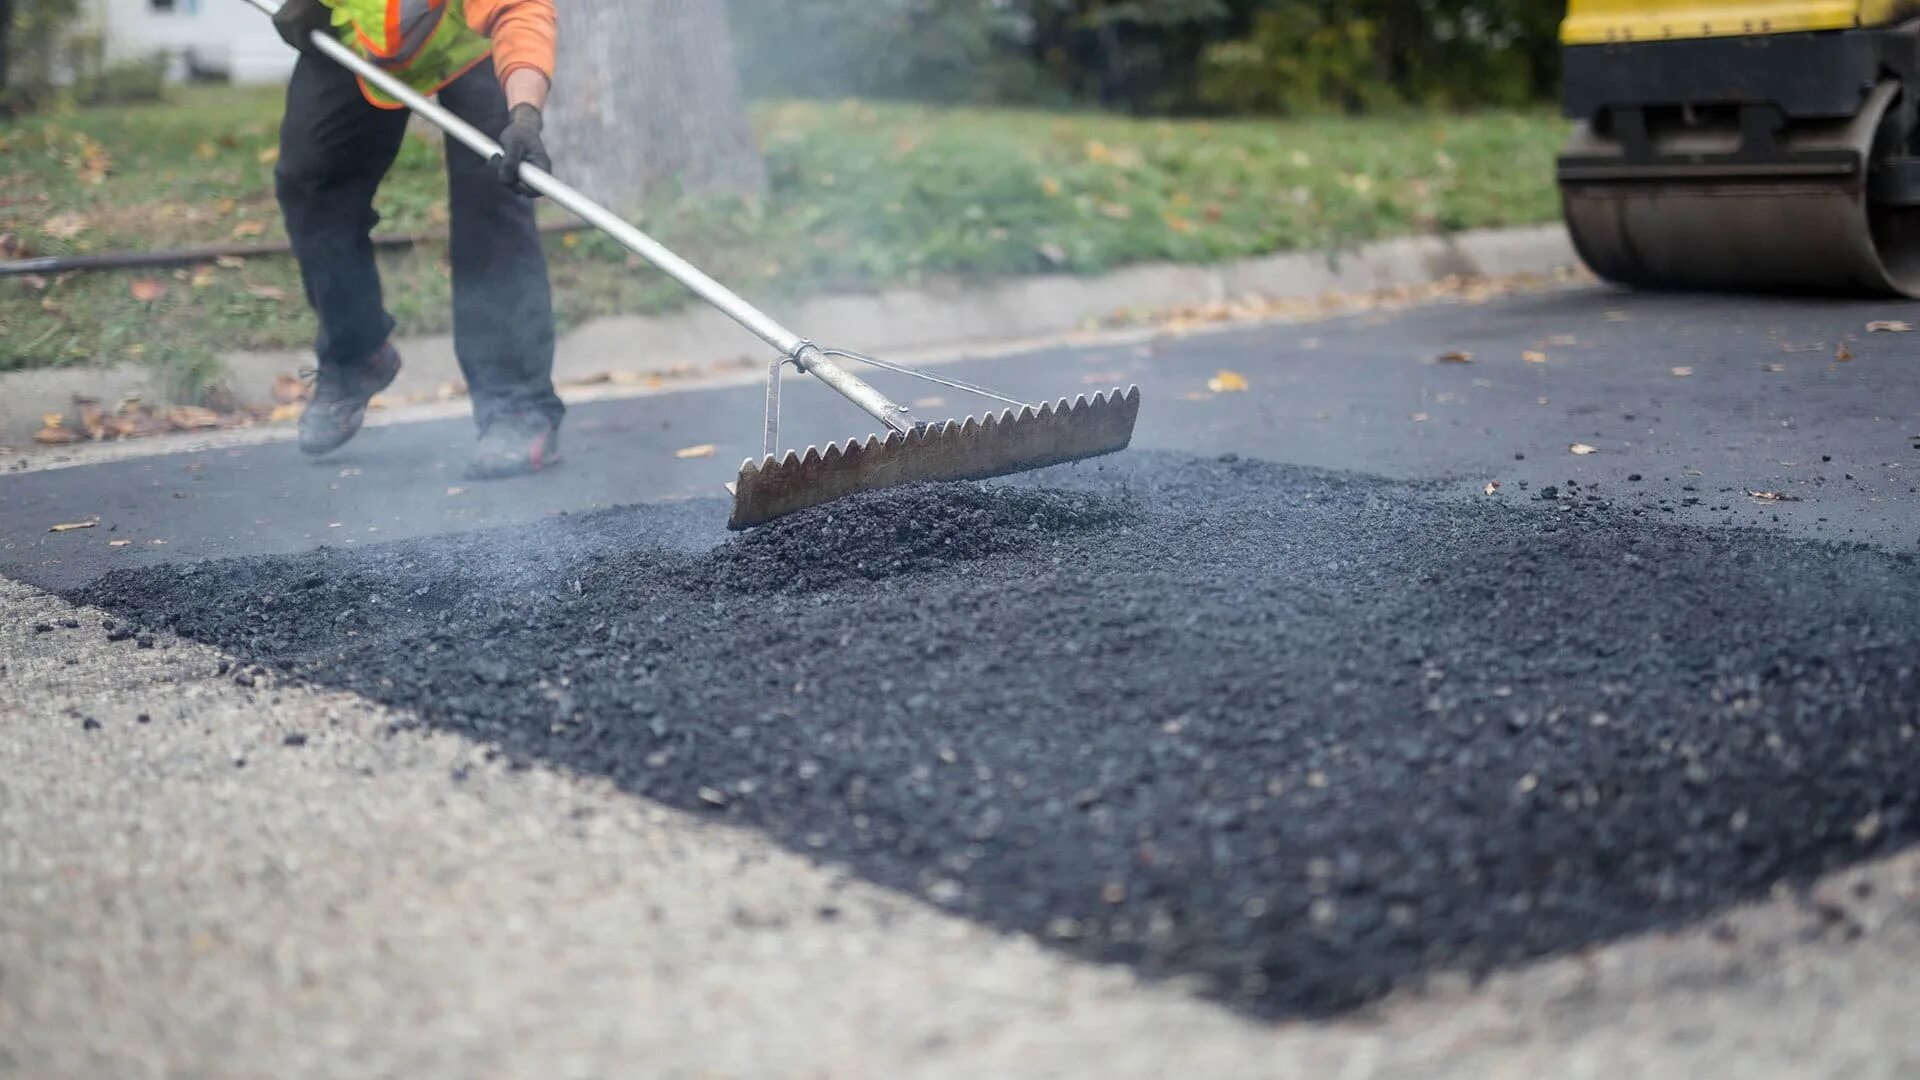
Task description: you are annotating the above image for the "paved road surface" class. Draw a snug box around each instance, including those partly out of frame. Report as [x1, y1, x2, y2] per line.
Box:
[4, 285, 1919, 1078]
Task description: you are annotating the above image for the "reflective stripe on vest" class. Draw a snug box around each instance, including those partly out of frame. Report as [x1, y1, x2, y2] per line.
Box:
[324, 0, 493, 109]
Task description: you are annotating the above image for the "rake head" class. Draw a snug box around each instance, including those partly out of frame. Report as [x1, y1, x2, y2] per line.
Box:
[728, 386, 1141, 529]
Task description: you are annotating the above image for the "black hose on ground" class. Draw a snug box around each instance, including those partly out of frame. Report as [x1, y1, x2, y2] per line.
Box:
[0, 220, 591, 279]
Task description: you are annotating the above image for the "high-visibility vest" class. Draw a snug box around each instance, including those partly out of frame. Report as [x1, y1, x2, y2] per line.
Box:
[323, 0, 493, 110]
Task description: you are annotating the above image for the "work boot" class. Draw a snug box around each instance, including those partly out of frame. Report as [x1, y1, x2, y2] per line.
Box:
[468, 410, 561, 479]
[298, 342, 401, 456]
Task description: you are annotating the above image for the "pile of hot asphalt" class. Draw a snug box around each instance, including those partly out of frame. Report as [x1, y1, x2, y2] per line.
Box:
[75, 451, 1920, 1015]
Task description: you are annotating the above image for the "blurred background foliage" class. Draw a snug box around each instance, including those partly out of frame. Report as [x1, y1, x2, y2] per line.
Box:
[732, 0, 1567, 114]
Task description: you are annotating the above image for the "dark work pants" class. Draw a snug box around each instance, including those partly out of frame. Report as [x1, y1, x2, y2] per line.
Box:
[275, 54, 563, 431]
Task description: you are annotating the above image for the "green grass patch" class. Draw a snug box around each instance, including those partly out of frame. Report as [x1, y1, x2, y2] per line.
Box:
[1, 87, 1565, 389]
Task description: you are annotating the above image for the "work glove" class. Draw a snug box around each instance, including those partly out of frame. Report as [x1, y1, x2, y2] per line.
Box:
[494, 104, 551, 199]
[272, 0, 334, 55]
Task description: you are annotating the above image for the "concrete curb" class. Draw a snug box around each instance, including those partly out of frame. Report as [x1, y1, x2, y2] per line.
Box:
[1, 224, 1579, 445]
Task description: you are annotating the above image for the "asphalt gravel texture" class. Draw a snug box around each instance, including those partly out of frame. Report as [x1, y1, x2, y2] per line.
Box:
[73, 449, 1920, 1017]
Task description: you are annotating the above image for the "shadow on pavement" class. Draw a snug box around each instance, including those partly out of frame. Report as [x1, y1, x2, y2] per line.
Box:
[67, 450, 1920, 1017]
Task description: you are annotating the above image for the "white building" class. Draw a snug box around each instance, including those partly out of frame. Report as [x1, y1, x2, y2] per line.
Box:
[88, 0, 296, 84]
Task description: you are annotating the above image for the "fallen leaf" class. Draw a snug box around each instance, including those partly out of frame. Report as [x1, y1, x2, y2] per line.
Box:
[257, 146, 280, 165]
[48, 521, 97, 533]
[1207, 370, 1250, 393]
[215, 254, 246, 269]
[1671, 366, 1693, 377]
[130, 279, 168, 302]
[34, 410, 81, 442]
[1747, 490, 1802, 502]
[42, 211, 88, 239]
[1162, 212, 1195, 234]
[190, 265, 217, 288]
[267, 404, 304, 423]
[1867, 320, 1913, 333]
[1483, 482, 1501, 495]
[1437, 350, 1475, 364]
[1040, 176, 1062, 197]
[366, 395, 391, 411]
[675, 444, 717, 460]
[246, 284, 287, 302]
[231, 220, 268, 240]
[1522, 350, 1547, 364]
[0, 232, 20, 259]
[109, 539, 133, 548]
[446, 487, 467, 496]
[1764, 363, 1788, 373]
[21, 273, 47, 291]
[75, 398, 107, 440]
[1835, 343, 1854, 362]
[165, 406, 222, 431]
[1569, 443, 1599, 455]
[1409, 412, 1431, 423]
[272, 374, 309, 403]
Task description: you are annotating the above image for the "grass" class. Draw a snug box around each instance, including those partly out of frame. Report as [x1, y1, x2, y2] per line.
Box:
[0, 86, 1565, 391]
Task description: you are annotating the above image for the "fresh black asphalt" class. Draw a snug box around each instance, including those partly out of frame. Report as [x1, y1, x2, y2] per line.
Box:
[10, 286, 1920, 1015]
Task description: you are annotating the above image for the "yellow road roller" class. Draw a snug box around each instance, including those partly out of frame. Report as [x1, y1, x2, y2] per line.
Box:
[1560, 1, 1920, 295]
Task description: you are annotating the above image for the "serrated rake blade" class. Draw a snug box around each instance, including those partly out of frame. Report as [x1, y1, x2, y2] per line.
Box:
[727, 386, 1142, 529]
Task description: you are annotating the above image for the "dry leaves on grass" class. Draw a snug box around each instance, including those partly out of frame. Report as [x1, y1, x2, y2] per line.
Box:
[1569, 443, 1599, 456]
[231, 220, 269, 240]
[41, 210, 88, 240]
[1207, 370, 1249, 393]
[129, 278, 168, 302]
[1866, 320, 1913, 333]
[674, 444, 717, 460]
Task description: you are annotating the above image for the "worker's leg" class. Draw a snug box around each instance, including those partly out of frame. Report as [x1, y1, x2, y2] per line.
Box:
[274, 52, 410, 373]
[435, 59, 565, 439]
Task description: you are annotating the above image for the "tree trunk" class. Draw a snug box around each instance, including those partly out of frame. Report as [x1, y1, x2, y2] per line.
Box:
[544, 0, 765, 214]
[0, 0, 14, 111]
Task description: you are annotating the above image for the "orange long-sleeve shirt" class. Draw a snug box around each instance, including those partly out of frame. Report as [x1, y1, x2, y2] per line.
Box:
[464, 0, 556, 85]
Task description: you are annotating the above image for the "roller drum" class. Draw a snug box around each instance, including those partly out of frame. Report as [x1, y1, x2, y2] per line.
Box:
[1560, 80, 1920, 297]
